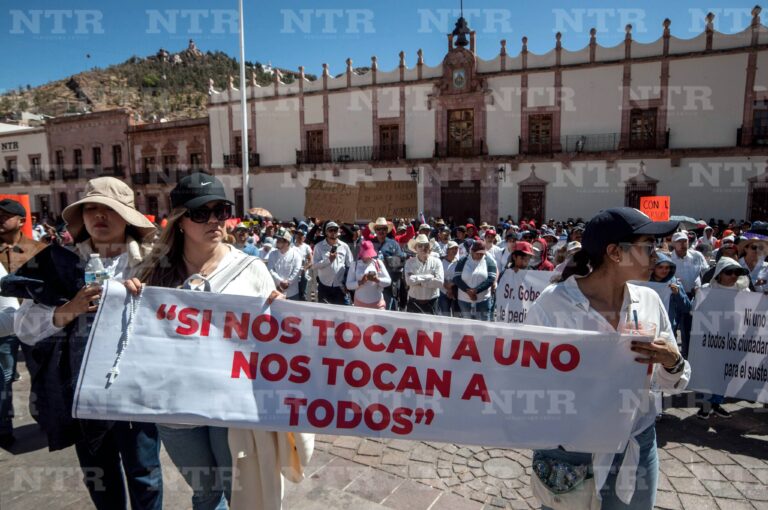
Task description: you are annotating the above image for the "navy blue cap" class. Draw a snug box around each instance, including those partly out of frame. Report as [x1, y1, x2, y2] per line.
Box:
[0, 199, 26, 217]
[582, 207, 679, 257]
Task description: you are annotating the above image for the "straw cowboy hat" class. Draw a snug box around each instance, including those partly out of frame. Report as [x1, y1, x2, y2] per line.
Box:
[407, 234, 435, 252]
[737, 232, 768, 253]
[63, 177, 156, 240]
[368, 217, 393, 233]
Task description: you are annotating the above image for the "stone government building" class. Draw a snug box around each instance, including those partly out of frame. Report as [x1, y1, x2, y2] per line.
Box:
[0, 10, 767, 223]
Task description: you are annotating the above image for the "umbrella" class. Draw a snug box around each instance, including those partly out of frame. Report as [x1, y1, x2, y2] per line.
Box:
[248, 207, 272, 219]
[669, 215, 698, 230]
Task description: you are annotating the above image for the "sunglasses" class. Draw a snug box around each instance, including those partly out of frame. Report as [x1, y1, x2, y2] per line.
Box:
[326, 228, 339, 233]
[184, 204, 233, 224]
[748, 244, 765, 251]
[374, 227, 389, 232]
[721, 269, 742, 276]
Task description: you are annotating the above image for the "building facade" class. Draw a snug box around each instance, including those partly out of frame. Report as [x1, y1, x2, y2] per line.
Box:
[208, 10, 768, 223]
[0, 125, 51, 217]
[126, 117, 211, 216]
[45, 109, 132, 214]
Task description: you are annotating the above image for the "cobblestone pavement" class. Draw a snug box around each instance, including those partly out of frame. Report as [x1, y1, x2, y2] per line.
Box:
[1, 365, 767, 509]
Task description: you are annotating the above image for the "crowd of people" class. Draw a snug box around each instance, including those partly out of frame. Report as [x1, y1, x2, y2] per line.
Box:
[0, 170, 765, 510]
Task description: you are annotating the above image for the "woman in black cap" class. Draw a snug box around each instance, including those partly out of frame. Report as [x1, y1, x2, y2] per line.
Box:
[127, 172, 314, 510]
[524, 207, 689, 510]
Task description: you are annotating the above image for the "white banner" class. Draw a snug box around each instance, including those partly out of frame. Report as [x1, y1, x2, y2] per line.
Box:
[494, 270, 553, 325]
[689, 288, 768, 403]
[633, 281, 672, 310]
[74, 282, 652, 453]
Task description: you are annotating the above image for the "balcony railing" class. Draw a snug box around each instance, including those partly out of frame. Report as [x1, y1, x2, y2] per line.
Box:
[563, 133, 621, 153]
[737, 126, 768, 147]
[131, 169, 194, 185]
[433, 140, 485, 158]
[295, 145, 406, 165]
[223, 153, 260, 167]
[0, 169, 17, 184]
[627, 130, 670, 151]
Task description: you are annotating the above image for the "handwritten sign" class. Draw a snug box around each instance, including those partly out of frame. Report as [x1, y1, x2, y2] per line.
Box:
[357, 181, 417, 220]
[303, 179, 358, 222]
[73, 283, 651, 453]
[640, 196, 670, 222]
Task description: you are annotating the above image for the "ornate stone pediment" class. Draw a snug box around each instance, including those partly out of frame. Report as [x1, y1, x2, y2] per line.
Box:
[437, 48, 484, 96]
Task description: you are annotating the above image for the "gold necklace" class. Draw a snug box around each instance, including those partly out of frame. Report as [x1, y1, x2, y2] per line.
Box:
[183, 248, 225, 277]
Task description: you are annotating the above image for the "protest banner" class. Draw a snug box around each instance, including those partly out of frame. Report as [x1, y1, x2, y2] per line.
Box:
[632, 281, 672, 310]
[688, 288, 768, 403]
[303, 179, 358, 222]
[639, 196, 670, 222]
[74, 283, 652, 453]
[357, 181, 417, 220]
[494, 270, 553, 325]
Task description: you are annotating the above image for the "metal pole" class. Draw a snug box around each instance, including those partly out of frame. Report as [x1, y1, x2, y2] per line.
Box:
[238, 0, 250, 215]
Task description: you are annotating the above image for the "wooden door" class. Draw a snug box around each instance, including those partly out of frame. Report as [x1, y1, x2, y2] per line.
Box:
[528, 114, 553, 154]
[306, 130, 324, 163]
[378, 125, 399, 160]
[441, 180, 481, 224]
[749, 182, 768, 221]
[629, 109, 657, 149]
[447, 109, 474, 157]
[520, 190, 545, 225]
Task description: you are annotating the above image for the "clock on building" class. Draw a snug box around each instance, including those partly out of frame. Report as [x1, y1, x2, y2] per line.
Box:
[452, 69, 467, 90]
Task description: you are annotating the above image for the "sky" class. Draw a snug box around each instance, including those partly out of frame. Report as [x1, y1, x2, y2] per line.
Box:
[0, 0, 760, 91]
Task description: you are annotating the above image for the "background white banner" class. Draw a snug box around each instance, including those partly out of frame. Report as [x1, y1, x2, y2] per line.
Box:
[494, 270, 553, 325]
[74, 282, 652, 453]
[689, 288, 768, 403]
[633, 281, 673, 311]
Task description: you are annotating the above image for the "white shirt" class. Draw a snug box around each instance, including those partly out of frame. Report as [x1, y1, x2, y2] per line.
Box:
[404, 255, 444, 301]
[525, 276, 690, 504]
[486, 244, 503, 269]
[457, 256, 493, 303]
[294, 242, 313, 276]
[266, 247, 303, 297]
[441, 257, 458, 296]
[740, 257, 768, 292]
[433, 241, 449, 258]
[0, 264, 19, 337]
[670, 249, 708, 293]
[346, 259, 391, 304]
[312, 239, 353, 287]
[257, 247, 273, 261]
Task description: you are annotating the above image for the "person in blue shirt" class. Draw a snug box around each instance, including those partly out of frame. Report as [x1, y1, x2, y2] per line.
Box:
[649, 251, 692, 336]
[369, 217, 405, 310]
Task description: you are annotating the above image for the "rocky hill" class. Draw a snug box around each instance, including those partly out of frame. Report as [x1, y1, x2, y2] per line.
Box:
[0, 40, 315, 122]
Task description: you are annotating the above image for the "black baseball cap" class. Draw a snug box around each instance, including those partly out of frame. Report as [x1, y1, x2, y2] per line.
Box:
[582, 207, 679, 257]
[0, 199, 26, 217]
[170, 172, 233, 209]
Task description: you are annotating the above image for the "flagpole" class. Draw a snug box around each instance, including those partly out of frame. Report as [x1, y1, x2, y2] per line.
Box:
[238, 0, 250, 216]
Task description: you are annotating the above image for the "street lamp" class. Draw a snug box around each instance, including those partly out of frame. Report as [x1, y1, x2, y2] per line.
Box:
[409, 167, 420, 183]
[497, 166, 506, 182]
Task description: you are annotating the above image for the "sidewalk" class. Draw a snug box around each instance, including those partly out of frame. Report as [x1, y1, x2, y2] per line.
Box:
[1, 365, 767, 510]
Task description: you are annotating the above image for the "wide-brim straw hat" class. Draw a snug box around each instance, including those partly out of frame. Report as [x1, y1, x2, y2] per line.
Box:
[737, 232, 768, 252]
[407, 234, 434, 252]
[368, 217, 393, 233]
[63, 177, 156, 240]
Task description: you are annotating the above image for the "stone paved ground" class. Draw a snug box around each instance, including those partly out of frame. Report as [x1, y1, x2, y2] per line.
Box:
[1, 366, 767, 510]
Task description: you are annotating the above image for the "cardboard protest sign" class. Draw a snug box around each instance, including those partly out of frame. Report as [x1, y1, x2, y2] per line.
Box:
[494, 270, 553, 325]
[303, 179, 358, 222]
[357, 181, 417, 220]
[74, 283, 651, 453]
[689, 288, 768, 403]
[639, 196, 670, 222]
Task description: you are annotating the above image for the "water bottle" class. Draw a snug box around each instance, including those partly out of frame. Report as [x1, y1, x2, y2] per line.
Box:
[85, 253, 106, 286]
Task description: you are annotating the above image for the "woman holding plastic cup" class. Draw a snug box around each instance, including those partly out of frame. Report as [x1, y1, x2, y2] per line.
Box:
[524, 207, 690, 510]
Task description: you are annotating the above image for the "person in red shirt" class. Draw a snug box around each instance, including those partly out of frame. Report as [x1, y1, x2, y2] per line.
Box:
[531, 236, 555, 271]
